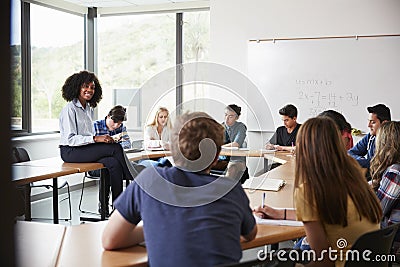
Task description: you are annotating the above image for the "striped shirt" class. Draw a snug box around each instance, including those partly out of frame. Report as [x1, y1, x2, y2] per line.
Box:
[59, 99, 95, 146]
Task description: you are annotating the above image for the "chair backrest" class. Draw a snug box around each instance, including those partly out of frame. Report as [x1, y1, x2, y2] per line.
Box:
[12, 147, 31, 163]
[344, 223, 399, 267]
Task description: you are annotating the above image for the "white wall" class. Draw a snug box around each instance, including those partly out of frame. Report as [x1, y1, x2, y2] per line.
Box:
[209, 0, 400, 174]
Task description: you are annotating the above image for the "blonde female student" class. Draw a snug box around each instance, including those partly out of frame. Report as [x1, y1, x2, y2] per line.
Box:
[254, 117, 382, 267]
[370, 121, 400, 252]
[144, 107, 171, 150]
[141, 107, 172, 167]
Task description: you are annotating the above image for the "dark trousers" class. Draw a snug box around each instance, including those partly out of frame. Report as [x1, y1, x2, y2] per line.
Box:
[60, 143, 134, 202]
[88, 162, 146, 203]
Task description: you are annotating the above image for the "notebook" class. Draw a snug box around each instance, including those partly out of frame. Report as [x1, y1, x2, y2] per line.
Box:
[242, 177, 286, 192]
[124, 148, 144, 153]
[254, 215, 303, 226]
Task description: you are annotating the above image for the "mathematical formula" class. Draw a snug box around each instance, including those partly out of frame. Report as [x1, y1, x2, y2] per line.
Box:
[298, 90, 359, 117]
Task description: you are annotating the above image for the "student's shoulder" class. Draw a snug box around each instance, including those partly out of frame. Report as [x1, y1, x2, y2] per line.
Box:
[235, 121, 247, 129]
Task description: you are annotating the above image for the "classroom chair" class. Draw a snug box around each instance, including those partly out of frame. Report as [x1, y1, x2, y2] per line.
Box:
[12, 147, 72, 221]
[344, 223, 399, 267]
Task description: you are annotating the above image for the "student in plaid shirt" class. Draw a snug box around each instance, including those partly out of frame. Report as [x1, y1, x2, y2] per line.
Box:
[370, 121, 400, 258]
[93, 105, 131, 149]
[92, 105, 145, 216]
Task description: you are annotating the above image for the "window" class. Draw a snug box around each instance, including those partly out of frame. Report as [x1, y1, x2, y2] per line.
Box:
[11, 3, 210, 135]
[181, 11, 212, 115]
[11, 0, 22, 130]
[30, 4, 84, 133]
[98, 13, 176, 131]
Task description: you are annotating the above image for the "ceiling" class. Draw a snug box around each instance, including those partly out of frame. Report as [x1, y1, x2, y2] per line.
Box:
[36, 0, 209, 15]
[61, 0, 204, 8]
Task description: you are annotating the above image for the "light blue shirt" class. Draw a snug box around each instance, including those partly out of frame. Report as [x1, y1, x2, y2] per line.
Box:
[59, 98, 95, 146]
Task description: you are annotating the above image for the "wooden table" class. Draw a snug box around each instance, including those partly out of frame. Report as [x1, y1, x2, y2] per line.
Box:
[12, 157, 107, 221]
[15, 221, 66, 267]
[15, 150, 305, 267]
[12, 165, 78, 224]
[245, 151, 305, 249]
[56, 221, 148, 267]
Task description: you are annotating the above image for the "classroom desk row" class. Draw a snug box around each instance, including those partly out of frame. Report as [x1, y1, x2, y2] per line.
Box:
[15, 151, 305, 267]
[11, 148, 271, 223]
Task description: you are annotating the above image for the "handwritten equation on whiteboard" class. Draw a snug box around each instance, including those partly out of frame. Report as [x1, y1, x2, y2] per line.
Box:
[298, 90, 359, 116]
[295, 79, 359, 116]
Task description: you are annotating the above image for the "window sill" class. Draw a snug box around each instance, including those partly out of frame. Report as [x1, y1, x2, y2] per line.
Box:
[12, 133, 60, 143]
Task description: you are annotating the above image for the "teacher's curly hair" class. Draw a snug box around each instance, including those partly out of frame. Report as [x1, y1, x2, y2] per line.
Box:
[61, 70, 103, 108]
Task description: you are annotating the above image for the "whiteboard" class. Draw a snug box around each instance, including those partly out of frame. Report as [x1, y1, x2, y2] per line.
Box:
[247, 35, 400, 132]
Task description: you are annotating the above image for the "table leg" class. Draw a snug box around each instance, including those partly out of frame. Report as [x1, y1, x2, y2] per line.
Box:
[52, 178, 59, 224]
[100, 168, 106, 221]
[24, 184, 31, 221]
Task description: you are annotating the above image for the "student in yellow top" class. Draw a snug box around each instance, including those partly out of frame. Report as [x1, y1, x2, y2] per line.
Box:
[254, 117, 382, 267]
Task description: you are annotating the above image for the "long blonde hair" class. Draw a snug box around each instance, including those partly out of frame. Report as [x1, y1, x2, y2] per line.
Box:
[295, 117, 382, 226]
[147, 107, 171, 128]
[370, 121, 400, 190]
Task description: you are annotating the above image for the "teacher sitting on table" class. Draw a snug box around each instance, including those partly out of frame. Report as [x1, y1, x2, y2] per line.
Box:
[102, 111, 257, 267]
[59, 70, 137, 216]
[255, 117, 382, 267]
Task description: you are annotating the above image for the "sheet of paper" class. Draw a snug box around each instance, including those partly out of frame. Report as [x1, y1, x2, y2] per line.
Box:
[242, 177, 286, 191]
[260, 149, 277, 153]
[221, 146, 239, 150]
[254, 215, 304, 226]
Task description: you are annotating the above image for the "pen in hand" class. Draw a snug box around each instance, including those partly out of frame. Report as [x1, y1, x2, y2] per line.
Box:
[261, 192, 265, 208]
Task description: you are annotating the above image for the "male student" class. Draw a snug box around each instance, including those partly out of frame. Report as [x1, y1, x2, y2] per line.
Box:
[102, 111, 257, 267]
[348, 103, 391, 169]
[265, 104, 301, 152]
[92, 105, 145, 216]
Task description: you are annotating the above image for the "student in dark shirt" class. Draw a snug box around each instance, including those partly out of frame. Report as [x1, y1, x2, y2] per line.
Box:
[102, 111, 257, 267]
[265, 104, 301, 152]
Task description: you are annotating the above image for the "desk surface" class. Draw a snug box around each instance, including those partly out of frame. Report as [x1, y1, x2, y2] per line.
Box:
[13, 156, 105, 173]
[15, 221, 66, 267]
[12, 165, 78, 186]
[56, 221, 147, 267]
[15, 150, 304, 266]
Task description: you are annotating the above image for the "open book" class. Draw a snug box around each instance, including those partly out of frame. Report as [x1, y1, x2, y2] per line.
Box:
[111, 131, 128, 142]
[242, 177, 286, 192]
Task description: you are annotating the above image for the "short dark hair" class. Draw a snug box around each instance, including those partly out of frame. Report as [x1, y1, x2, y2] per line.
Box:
[319, 110, 351, 132]
[367, 104, 391, 122]
[108, 105, 127, 122]
[279, 104, 297, 118]
[226, 104, 241, 117]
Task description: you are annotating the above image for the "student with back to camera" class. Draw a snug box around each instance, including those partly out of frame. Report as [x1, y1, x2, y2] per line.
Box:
[254, 117, 382, 267]
[59, 70, 138, 216]
[318, 109, 353, 150]
[102, 111, 257, 267]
